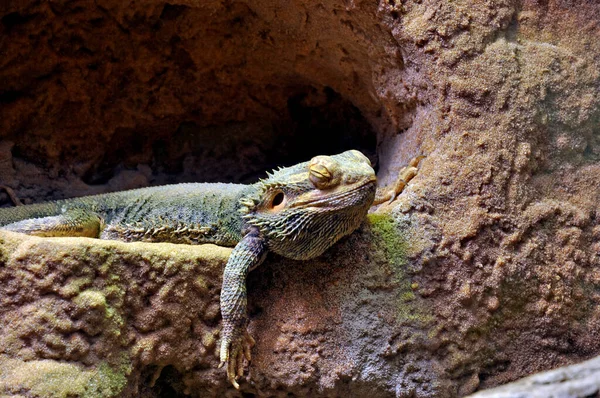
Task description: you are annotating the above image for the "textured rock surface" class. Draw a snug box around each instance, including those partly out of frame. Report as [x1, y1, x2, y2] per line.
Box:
[1, 0, 600, 397]
[0, 231, 229, 397]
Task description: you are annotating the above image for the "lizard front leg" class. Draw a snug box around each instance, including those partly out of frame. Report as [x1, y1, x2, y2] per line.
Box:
[373, 155, 425, 205]
[219, 227, 266, 389]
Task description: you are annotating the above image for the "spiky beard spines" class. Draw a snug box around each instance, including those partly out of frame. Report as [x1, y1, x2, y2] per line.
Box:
[244, 204, 368, 260]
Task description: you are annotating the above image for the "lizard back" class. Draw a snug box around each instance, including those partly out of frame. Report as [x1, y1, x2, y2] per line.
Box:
[0, 183, 256, 247]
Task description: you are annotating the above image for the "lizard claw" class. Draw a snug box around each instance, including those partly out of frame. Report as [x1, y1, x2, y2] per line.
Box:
[409, 155, 426, 168]
[373, 155, 425, 206]
[220, 329, 255, 389]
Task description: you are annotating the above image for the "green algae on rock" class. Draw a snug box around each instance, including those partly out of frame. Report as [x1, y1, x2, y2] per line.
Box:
[0, 355, 130, 398]
[367, 213, 434, 326]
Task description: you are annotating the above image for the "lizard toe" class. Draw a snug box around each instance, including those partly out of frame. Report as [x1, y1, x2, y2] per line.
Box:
[227, 350, 240, 389]
[399, 166, 418, 185]
[409, 155, 426, 168]
[221, 330, 255, 389]
[243, 331, 255, 361]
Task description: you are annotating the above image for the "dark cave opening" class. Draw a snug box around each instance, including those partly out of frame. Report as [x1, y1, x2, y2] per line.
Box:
[144, 364, 260, 397]
[1, 85, 378, 206]
[81, 85, 377, 187]
[0, 0, 389, 206]
[145, 365, 186, 398]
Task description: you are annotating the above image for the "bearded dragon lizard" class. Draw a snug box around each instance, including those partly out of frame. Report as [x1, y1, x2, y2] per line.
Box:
[0, 150, 422, 388]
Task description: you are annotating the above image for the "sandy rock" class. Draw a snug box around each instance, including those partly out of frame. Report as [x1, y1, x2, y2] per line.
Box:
[0, 231, 230, 396]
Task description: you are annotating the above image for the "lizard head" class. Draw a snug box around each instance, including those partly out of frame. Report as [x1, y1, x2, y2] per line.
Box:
[240, 150, 377, 260]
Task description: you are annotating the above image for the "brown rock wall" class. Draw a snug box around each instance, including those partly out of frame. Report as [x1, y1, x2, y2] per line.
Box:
[1, 0, 600, 396]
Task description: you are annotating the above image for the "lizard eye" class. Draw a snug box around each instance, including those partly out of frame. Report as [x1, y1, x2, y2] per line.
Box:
[269, 191, 286, 210]
[309, 164, 332, 189]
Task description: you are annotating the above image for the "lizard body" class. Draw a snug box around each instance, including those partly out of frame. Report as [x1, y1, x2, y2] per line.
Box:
[0, 183, 251, 245]
[0, 150, 421, 388]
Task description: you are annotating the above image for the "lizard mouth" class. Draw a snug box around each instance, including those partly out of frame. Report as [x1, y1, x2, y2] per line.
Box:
[290, 178, 377, 209]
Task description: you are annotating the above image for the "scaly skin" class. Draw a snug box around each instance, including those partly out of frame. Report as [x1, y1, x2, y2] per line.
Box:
[0, 150, 422, 388]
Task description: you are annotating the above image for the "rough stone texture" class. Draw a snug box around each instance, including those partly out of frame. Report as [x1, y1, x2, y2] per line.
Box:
[1, 0, 600, 397]
[0, 216, 430, 397]
[0, 231, 229, 397]
[466, 354, 600, 398]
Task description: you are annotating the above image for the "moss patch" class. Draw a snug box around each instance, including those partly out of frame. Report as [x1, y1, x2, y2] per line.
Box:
[367, 213, 433, 325]
[0, 355, 130, 398]
[83, 355, 132, 398]
[367, 213, 409, 277]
